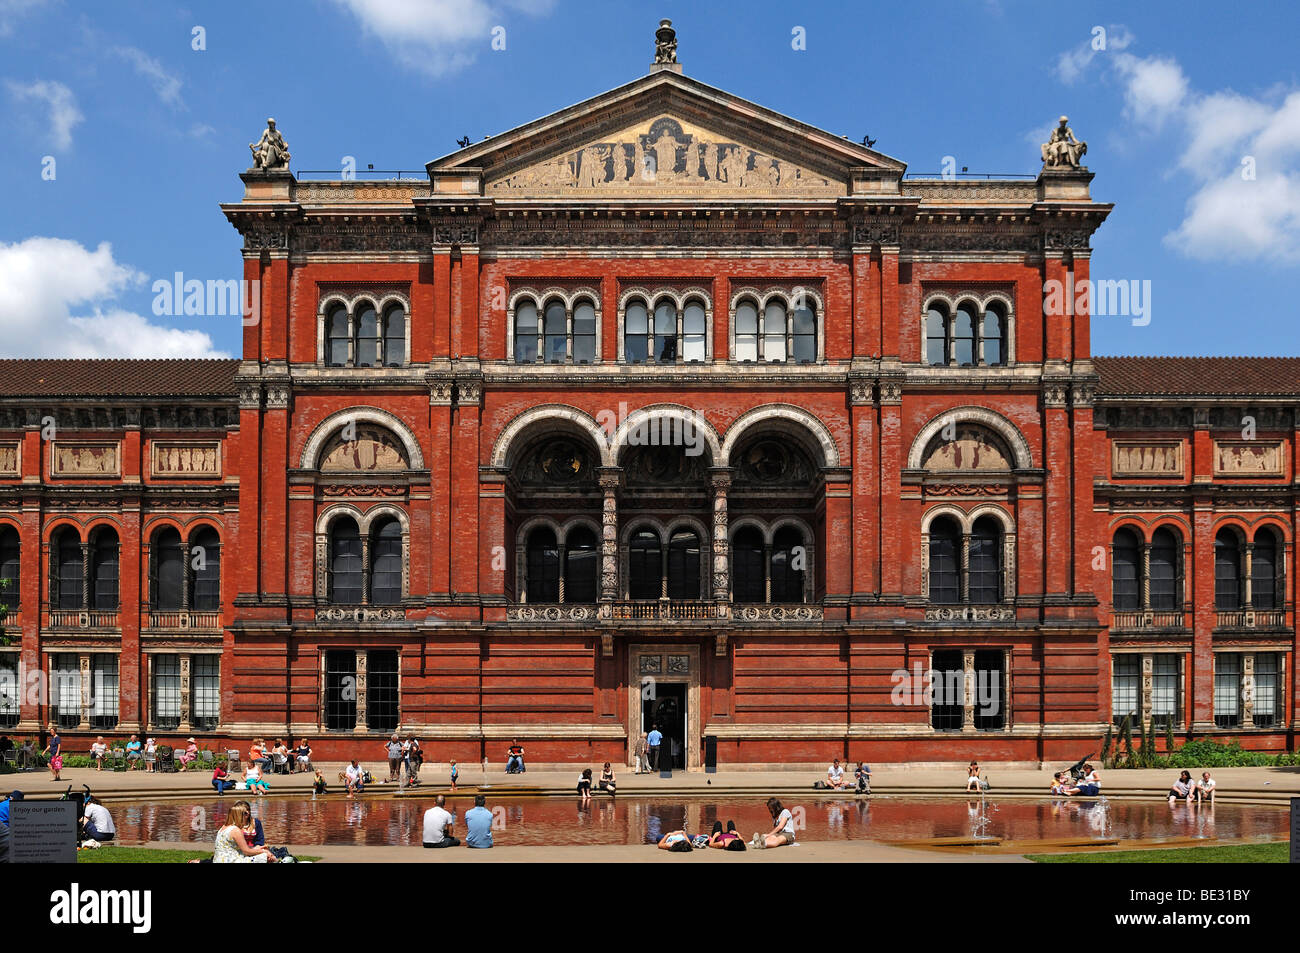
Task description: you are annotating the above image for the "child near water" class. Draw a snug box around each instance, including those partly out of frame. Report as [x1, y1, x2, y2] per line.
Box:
[449, 760, 458, 792]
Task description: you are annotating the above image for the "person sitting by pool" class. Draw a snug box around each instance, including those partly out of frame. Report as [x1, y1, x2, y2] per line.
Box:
[213, 802, 276, 863]
[752, 798, 797, 849]
[233, 799, 266, 848]
[1050, 772, 1079, 796]
[244, 762, 270, 794]
[464, 793, 493, 848]
[598, 762, 617, 797]
[313, 768, 328, 795]
[1168, 770, 1194, 801]
[1195, 771, 1216, 803]
[827, 758, 848, 789]
[212, 763, 236, 795]
[344, 759, 365, 798]
[80, 796, 115, 844]
[422, 794, 459, 848]
[1075, 764, 1101, 796]
[965, 761, 982, 792]
[294, 739, 313, 773]
[180, 737, 199, 769]
[506, 739, 526, 774]
[124, 734, 142, 769]
[854, 762, 872, 794]
[708, 820, 746, 851]
[577, 767, 593, 802]
[90, 736, 107, 771]
[657, 829, 694, 852]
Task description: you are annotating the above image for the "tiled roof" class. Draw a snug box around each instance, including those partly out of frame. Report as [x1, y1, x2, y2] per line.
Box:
[1094, 356, 1300, 398]
[0, 359, 240, 399]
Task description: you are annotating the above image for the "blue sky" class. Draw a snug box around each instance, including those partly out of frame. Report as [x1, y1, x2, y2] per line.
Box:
[1, 0, 1297, 358]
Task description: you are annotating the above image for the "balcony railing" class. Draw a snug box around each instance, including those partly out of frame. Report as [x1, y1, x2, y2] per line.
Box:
[48, 609, 120, 629]
[507, 604, 598, 623]
[315, 605, 406, 623]
[734, 604, 823, 622]
[1111, 609, 1185, 630]
[0, 609, 20, 627]
[1216, 609, 1287, 630]
[925, 605, 1015, 623]
[608, 601, 724, 622]
[147, 610, 222, 631]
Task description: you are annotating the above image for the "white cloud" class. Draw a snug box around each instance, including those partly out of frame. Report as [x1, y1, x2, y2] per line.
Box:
[0, 238, 227, 358]
[0, 0, 43, 37]
[4, 79, 83, 149]
[111, 45, 184, 108]
[332, 0, 556, 75]
[1113, 53, 1187, 131]
[1055, 24, 1133, 85]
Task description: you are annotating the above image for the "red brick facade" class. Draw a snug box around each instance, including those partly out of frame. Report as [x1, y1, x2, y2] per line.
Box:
[0, 68, 1295, 766]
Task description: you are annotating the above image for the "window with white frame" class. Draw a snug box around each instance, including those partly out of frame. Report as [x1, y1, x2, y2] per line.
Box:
[89, 654, 118, 729]
[924, 296, 1010, 367]
[622, 293, 709, 364]
[1111, 655, 1139, 725]
[732, 291, 818, 364]
[1213, 652, 1241, 728]
[513, 293, 600, 364]
[193, 655, 220, 730]
[323, 296, 407, 367]
[1150, 654, 1181, 728]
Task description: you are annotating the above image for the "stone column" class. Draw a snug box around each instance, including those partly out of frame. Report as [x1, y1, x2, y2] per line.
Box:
[1140, 653, 1153, 729]
[709, 468, 732, 602]
[360, 536, 371, 605]
[78, 653, 91, 729]
[961, 650, 976, 731]
[597, 469, 622, 603]
[179, 654, 192, 733]
[960, 534, 971, 604]
[1241, 652, 1255, 728]
[1140, 543, 1152, 610]
[354, 651, 368, 733]
[1243, 542, 1254, 609]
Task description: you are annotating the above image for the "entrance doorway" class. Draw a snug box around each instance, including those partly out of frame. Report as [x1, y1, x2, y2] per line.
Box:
[643, 682, 687, 770]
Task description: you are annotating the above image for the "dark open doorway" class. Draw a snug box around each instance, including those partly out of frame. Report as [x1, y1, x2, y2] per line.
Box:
[643, 682, 687, 770]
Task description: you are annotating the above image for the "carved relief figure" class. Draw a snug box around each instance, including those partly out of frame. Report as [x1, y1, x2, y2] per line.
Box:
[923, 428, 1010, 471]
[1113, 442, 1182, 476]
[1215, 440, 1283, 475]
[153, 442, 221, 477]
[320, 427, 408, 472]
[0, 443, 17, 475]
[53, 444, 118, 475]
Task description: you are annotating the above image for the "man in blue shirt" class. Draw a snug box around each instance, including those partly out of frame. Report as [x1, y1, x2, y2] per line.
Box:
[646, 727, 663, 771]
[464, 794, 493, 848]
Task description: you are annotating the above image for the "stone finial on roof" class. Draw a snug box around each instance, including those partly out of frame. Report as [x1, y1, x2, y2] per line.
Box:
[652, 19, 681, 73]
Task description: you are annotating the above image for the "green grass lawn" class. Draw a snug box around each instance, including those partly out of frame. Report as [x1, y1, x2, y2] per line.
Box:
[78, 845, 320, 863]
[1030, 841, 1288, 864]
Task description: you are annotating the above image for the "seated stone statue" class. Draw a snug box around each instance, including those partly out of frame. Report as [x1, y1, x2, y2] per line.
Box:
[250, 118, 291, 171]
[1041, 115, 1087, 169]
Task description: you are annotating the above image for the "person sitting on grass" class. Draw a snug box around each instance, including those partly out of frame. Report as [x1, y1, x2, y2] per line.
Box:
[965, 761, 982, 792]
[708, 820, 746, 851]
[233, 799, 266, 848]
[1195, 771, 1216, 803]
[244, 762, 270, 795]
[90, 736, 107, 771]
[213, 802, 276, 863]
[752, 798, 796, 849]
[827, 757, 848, 789]
[1168, 770, 1194, 801]
[657, 829, 694, 852]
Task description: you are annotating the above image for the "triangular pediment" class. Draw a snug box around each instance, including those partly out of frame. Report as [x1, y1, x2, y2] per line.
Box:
[427, 70, 905, 200]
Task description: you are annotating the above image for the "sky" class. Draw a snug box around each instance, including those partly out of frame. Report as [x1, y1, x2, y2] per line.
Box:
[1, 0, 1298, 359]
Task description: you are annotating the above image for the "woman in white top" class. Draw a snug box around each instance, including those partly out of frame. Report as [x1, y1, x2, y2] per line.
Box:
[213, 802, 276, 863]
[144, 737, 158, 773]
[90, 737, 107, 771]
[753, 797, 796, 849]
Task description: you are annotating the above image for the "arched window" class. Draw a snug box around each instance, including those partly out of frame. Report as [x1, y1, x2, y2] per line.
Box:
[628, 528, 661, 600]
[572, 299, 597, 364]
[1252, 528, 1281, 611]
[982, 303, 1006, 366]
[770, 526, 805, 602]
[383, 305, 406, 366]
[763, 300, 787, 362]
[152, 527, 184, 611]
[326, 304, 349, 366]
[544, 299, 567, 364]
[1214, 529, 1242, 611]
[666, 529, 701, 600]
[734, 299, 759, 362]
[968, 517, 1001, 603]
[682, 299, 707, 362]
[792, 300, 816, 363]
[514, 299, 539, 363]
[90, 528, 119, 611]
[369, 518, 403, 605]
[952, 304, 976, 366]
[328, 517, 363, 604]
[1148, 527, 1180, 610]
[653, 298, 677, 362]
[732, 526, 765, 603]
[52, 528, 82, 610]
[525, 526, 560, 603]
[925, 305, 948, 366]
[928, 517, 961, 604]
[0, 526, 19, 611]
[190, 527, 221, 612]
[625, 299, 649, 363]
[354, 302, 380, 367]
[564, 526, 598, 603]
[1112, 528, 1141, 611]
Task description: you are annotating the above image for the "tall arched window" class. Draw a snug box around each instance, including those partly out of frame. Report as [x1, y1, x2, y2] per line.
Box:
[666, 529, 701, 600]
[628, 528, 661, 600]
[732, 526, 765, 603]
[90, 528, 119, 611]
[763, 300, 787, 362]
[0, 526, 19, 612]
[1112, 528, 1141, 611]
[514, 299, 539, 363]
[328, 517, 363, 604]
[682, 299, 707, 362]
[326, 304, 349, 366]
[734, 299, 759, 362]
[625, 299, 649, 363]
[928, 517, 961, 604]
[653, 298, 677, 362]
[792, 300, 816, 363]
[354, 301, 380, 367]
[1252, 528, 1281, 610]
[572, 299, 597, 364]
[952, 304, 976, 366]
[369, 518, 403, 605]
[544, 299, 567, 364]
[770, 526, 806, 602]
[1148, 527, 1180, 610]
[968, 517, 1001, 603]
[925, 305, 949, 366]
[190, 527, 221, 612]
[383, 304, 406, 366]
[152, 527, 184, 611]
[525, 526, 560, 603]
[52, 528, 83, 610]
[564, 526, 598, 603]
[925, 298, 1012, 366]
[982, 302, 1006, 365]
[1214, 529, 1242, 610]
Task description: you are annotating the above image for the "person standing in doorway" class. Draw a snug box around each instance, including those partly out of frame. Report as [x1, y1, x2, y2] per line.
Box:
[646, 725, 663, 771]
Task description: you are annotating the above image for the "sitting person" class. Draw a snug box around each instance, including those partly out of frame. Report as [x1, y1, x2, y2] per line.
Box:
[577, 767, 593, 802]
[827, 758, 848, 789]
[1075, 764, 1101, 797]
[464, 794, 493, 849]
[124, 734, 143, 770]
[707, 820, 746, 851]
[179, 738, 199, 769]
[90, 736, 107, 771]
[248, 739, 271, 772]
[1168, 770, 1195, 801]
[212, 764, 236, 794]
[343, 759, 365, 799]
[752, 798, 796, 849]
[1050, 772, 1079, 796]
[1195, 771, 1216, 803]
[965, 761, 982, 792]
[505, 739, 526, 774]
[422, 794, 459, 848]
[294, 739, 313, 773]
[598, 762, 617, 797]
[854, 762, 872, 794]
[657, 829, 694, 852]
[81, 796, 115, 844]
[213, 802, 276, 863]
[243, 763, 270, 794]
[312, 769, 328, 796]
[233, 799, 266, 848]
